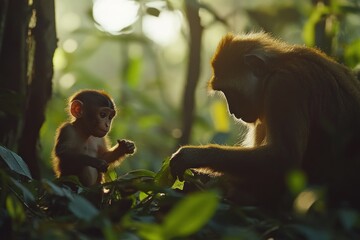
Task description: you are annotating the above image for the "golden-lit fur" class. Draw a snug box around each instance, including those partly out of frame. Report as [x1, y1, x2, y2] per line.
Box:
[171, 32, 360, 208]
[52, 90, 135, 187]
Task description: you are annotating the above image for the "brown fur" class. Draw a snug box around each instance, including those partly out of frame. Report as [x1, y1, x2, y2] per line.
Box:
[52, 90, 135, 187]
[170, 32, 360, 208]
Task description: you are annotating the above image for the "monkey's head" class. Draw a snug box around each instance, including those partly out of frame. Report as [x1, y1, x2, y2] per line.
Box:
[69, 90, 116, 137]
[209, 32, 277, 123]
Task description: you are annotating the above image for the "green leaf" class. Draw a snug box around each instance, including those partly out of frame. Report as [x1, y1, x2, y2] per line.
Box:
[6, 195, 26, 223]
[55, 175, 83, 186]
[137, 223, 163, 240]
[123, 214, 163, 240]
[119, 169, 156, 180]
[0, 146, 32, 179]
[42, 179, 73, 199]
[171, 179, 184, 190]
[11, 178, 35, 203]
[286, 169, 307, 195]
[68, 194, 99, 221]
[106, 169, 118, 181]
[163, 191, 219, 238]
[303, 4, 330, 46]
[139, 191, 149, 201]
[344, 39, 360, 68]
[154, 158, 176, 188]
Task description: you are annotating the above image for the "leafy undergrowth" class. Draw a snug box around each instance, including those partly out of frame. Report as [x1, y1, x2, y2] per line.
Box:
[1, 147, 360, 239]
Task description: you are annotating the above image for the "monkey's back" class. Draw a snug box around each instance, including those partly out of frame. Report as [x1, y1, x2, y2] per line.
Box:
[281, 46, 360, 207]
[253, 35, 360, 206]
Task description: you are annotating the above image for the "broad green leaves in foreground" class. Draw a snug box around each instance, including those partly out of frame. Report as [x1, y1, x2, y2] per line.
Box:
[1, 147, 360, 239]
[130, 191, 219, 240]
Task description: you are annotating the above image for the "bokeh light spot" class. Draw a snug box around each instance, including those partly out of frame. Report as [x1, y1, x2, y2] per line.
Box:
[59, 73, 76, 89]
[143, 10, 182, 46]
[92, 0, 140, 34]
[62, 39, 78, 53]
[294, 190, 319, 214]
[53, 49, 67, 71]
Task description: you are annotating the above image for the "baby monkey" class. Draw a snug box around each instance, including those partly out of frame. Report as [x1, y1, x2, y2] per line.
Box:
[52, 89, 136, 187]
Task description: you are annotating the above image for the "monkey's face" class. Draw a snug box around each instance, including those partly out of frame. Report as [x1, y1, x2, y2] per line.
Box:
[87, 107, 116, 137]
[210, 69, 264, 123]
[210, 36, 269, 123]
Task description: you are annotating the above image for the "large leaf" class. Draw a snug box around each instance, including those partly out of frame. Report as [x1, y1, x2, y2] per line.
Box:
[303, 4, 330, 47]
[11, 178, 35, 203]
[42, 179, 74, 199]
[0, 146, 32, 179]
[42, 179, 99, 221]
[116, 169, 156, 182]
[68, 194, 99, 222]
[154, 157, 176, 188]
[163, 191, 219, 238]
[6, 195, 26, 223]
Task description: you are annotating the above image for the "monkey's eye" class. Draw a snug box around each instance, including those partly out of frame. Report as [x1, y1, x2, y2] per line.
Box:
[99, 112, 107, 118]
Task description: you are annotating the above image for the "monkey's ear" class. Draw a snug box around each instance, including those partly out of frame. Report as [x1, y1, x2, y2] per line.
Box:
[244, 54, 266, 68]
[70, 100, 84, 118]
[244, 54, 267, 77]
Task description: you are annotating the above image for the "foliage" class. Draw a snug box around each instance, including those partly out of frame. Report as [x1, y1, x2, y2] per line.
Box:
[303, 0, 360, 58]
[0, 146, 32, 179]
[2, 0, 360, 238]
[1, 147, 360, 239]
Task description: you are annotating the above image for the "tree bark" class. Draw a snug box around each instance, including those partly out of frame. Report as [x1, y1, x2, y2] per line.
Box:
[18, 0, 57, 179]
[0, 0, 28, 148]
[0, 0, 56, 179]
[178, 0, 203, 146]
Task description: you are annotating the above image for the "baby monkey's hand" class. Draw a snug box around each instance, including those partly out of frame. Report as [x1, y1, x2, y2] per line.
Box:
[117, 139, 136, 154]
[95, 159, 109, 173]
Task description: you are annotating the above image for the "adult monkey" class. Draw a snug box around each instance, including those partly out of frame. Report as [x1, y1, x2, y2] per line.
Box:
[170, 32, 360, 207]
[53, 90, 136, 187]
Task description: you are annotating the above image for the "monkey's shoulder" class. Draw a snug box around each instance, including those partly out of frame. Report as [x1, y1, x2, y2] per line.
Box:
[56, 123, 79, 139]
[55, 123, 81, 151]
[57, 122, 74, 132]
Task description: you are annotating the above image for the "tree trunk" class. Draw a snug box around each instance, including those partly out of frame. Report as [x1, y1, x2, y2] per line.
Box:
[0, 0, 57, 179]
[18, 0, 57, 179]
[0, 0, 28, 148]
[178, 0, 203, 146]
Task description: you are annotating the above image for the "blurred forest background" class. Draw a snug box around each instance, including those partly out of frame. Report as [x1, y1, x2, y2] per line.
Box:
[2, 0, 360, 180]
[1, 0, 360, 239]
